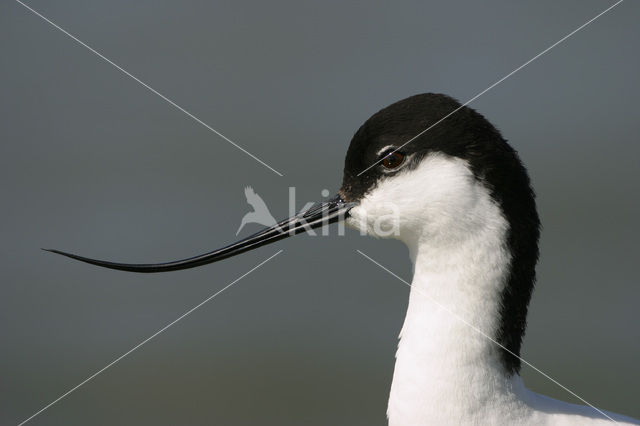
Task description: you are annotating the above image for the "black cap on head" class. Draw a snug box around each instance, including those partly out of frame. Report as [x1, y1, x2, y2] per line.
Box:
[341, 93, 510, 202]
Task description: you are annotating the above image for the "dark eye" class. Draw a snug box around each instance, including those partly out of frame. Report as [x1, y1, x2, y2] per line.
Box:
[380, 150, 405, 169]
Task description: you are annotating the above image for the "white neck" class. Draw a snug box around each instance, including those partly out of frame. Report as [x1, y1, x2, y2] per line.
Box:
[387, 189, 531, 425]
[347, 155, 634, 425]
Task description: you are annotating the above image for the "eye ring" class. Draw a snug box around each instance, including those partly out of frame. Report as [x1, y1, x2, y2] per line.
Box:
[380, 149, 405, 170]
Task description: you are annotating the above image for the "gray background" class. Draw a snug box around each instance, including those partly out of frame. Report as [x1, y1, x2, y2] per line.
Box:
[1, 1, 638, 425]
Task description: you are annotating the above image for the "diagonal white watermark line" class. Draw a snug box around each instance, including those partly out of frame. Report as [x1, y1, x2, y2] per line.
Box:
[15, 0, 284, 177]
[358, 0, 625, 176]
[17, 250, 283, 426]
[356, 250, 617, 423]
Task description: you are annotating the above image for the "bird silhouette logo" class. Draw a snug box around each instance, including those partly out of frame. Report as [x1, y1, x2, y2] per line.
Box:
[236, 186, 278, 235]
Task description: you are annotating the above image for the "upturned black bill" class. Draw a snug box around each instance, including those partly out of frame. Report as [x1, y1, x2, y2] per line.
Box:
[44, 195, 355, 273]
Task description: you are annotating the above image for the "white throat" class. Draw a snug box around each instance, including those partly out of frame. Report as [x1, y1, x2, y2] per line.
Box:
[387, 201, 527, 425]
[347, 155, 532, 424]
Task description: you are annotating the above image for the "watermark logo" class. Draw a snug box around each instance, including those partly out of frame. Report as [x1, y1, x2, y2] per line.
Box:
[236, 186, 278, 235]
[236, 186, 401, 237]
